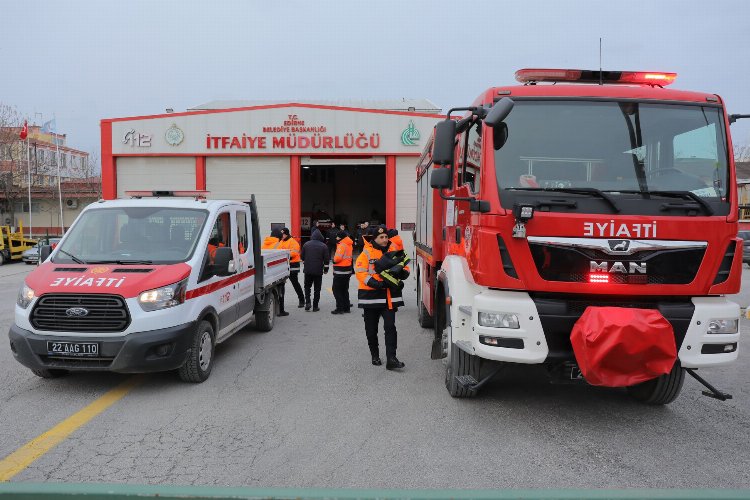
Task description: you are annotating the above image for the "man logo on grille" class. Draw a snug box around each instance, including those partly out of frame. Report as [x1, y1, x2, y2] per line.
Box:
[65, 307, 89, 317]
[608, 240, 630, 253]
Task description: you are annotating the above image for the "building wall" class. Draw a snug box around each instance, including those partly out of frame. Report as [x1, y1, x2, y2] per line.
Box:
[396, 156, 419, 257]
[6, 198, 97, 236]
[116, 157, 196, 197]
[206, 157, 290, 235]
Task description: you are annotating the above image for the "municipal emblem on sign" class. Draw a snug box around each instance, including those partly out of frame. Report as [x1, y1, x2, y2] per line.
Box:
[165, 124, 185, 146]
[401, 120, 420, 146]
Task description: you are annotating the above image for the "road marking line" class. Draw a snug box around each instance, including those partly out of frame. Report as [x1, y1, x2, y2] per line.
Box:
[0, 375, 143, 482]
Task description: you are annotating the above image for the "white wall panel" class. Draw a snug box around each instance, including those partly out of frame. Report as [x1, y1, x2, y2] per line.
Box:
[206, 157, 290, 235]
[396, 156, 418, 257]
[116, 157, 195, 198]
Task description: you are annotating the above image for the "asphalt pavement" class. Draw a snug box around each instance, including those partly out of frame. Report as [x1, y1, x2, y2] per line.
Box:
[1, 261, 749, 488]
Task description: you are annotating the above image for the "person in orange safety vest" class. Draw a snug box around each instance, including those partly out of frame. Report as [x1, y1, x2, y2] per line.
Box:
[279, 227, 304, 308]
[331, 231, 354, 314]
[387, 228, 404, 251]
[354, 225, 409, 370]
[261, 228, 289, 316]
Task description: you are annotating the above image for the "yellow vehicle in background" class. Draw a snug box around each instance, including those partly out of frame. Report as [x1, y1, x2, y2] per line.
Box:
[0, 223, 37, 266]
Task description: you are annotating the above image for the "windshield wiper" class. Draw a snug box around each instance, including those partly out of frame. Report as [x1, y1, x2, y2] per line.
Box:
[606, 189, 714, 215]
[56, 249, 86, 265]
[87, 259, 154, 265]
[508, 187, 621, 213]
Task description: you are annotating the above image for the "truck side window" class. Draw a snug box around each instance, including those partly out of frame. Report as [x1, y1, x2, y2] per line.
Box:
[236, 211, 249, 254]
[200, 211, 232, 282]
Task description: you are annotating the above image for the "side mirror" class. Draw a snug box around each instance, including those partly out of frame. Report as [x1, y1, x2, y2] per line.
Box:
[430, 168, 452, 189]
[485, 97, 515, 128]
[39, 245, 52, 263]
[432, 120, 457, 166]
[469, 199, 491, 213]
[213, 247, 235, 277]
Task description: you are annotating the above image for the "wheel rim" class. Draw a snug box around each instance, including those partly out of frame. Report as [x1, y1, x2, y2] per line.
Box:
[198, 330, 212, 371]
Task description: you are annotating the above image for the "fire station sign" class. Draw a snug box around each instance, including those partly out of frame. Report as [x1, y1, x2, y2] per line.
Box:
[110, 106, 442, 155]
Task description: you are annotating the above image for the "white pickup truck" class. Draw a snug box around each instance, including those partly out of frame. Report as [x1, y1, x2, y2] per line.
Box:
[9, 192, 289, 382]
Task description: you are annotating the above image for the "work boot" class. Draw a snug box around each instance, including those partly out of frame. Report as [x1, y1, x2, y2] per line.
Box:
[305, 302, 311, 311]
[372, 357, 382, 366]
[386, 357, 405, 370]
[312, 306, 320, 312]
[297, 301, 305, 308]
[278, 310, 289, 317]
[331, 309, 343, 315]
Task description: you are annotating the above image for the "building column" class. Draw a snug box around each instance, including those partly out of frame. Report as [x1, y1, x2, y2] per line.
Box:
[290, 156, 301, 238]
[195, 156, 206, 190]
[101, 121, 115, 199]
[386, 155, 396, 228]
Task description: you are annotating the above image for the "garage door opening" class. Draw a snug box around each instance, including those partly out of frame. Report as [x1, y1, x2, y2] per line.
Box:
[300, 163, 385, 242]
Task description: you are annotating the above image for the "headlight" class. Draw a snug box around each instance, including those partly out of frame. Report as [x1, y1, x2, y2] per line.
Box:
[17, 284, 35, 309]
[707, 318, 738, 334]
[138, 279, 187, 312]
[478, 311, 519, 329]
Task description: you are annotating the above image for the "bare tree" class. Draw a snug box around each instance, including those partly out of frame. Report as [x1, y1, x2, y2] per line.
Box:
[0, 104, 26, 225]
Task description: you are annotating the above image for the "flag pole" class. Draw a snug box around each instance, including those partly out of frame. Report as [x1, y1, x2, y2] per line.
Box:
[52, 118, 65, 237]
[27, 129, 32, 239]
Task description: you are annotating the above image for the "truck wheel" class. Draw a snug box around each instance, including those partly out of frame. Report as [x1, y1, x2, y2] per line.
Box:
[254, 291, 276, 332]
[626, 361, 685, 405]
[0, 252, 5, 266]
[31, 368, 68, 378]
[178, 320, 215, 383]
[417, 274, 434, 328]
[445, 338, 481, 398]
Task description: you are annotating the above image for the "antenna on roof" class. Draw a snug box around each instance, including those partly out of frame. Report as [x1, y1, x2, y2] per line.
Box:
[599, 38, 603, 85]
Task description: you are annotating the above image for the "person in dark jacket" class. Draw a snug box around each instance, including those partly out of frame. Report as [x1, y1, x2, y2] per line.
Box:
[300, 228, 329, 311]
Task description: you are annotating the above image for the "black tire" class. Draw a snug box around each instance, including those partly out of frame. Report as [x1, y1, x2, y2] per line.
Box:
[178, 320, 215, 383]
[31, 368, 68, 379]
[0, 252, 5, 266]
[626, 361, 685, 405]
[417, 273, 434, 328]
[444, 332, 480, 398]
[254, 291, 276, 332]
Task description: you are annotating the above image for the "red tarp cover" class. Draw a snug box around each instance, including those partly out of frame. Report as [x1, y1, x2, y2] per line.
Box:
[570, 307, 677, 387]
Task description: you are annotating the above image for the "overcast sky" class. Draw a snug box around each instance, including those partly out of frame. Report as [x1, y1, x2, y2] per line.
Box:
[2, 0, 749, 158]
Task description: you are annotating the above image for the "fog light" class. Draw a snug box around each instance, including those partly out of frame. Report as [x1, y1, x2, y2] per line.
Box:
[707, 318, 738, 334]
[478, 311, 519, 329]
[155, 343, 172, 357]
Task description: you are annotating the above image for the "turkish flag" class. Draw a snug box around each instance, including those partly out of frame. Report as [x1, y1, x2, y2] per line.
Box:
[19, 120, 28, 140]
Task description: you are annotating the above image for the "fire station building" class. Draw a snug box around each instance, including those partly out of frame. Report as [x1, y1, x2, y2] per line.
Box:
[101, 101, 443, 253]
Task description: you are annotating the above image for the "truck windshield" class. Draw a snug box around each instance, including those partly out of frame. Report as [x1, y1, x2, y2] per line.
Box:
[494, 100, 730, 214]
[53, 207, 209, 265]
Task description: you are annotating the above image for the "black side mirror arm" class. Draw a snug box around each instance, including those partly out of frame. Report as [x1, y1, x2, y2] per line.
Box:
[729, 114, 750, 124]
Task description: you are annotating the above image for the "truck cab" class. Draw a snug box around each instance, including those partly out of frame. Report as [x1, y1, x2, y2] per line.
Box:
[416, 69, 744, 403]
[9, 191, 289, 382]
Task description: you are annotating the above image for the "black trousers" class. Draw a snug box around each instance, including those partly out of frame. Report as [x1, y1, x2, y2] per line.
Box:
[332, 274, 351, 311]
[363, 307, 397, 359]
[303, 274, 322, 307]
[289, 270, 304, 303]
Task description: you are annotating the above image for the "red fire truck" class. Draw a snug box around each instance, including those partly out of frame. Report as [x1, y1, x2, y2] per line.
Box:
[415, 69, 748, 404]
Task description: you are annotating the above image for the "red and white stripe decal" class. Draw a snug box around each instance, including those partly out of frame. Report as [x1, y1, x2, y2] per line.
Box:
[267, 258, 288, 267]
[186, 269, 256, 300]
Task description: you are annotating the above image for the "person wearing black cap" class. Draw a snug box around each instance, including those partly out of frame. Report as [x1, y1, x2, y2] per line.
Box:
[331, 230, 354, 314]
[279, 228, 304, 308]
[300, 228, 329, 311]
[354, 225, 410, 370]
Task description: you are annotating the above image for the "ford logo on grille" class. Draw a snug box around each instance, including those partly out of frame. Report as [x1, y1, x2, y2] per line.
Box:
[65, 307, 89, 317]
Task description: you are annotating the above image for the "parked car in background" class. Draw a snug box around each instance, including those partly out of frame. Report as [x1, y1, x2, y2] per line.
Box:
[738, 231, 750, 264]
[22, 238, 61, 265]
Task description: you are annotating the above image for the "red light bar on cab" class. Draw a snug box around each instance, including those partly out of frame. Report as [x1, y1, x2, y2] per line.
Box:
[515, 68, 677, 86]
[125, 190, 210, 199]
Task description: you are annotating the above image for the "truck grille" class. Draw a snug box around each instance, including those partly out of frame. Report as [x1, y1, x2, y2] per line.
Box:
[529, 244, 705, 284]
[30, 294, 130, 333]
